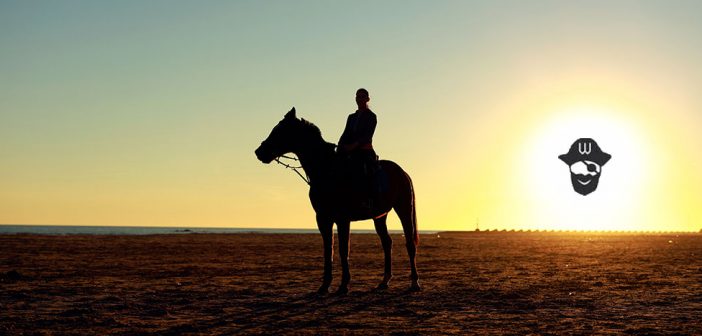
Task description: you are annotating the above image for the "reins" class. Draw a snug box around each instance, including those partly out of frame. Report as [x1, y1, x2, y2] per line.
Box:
[274, 154, 310, 185]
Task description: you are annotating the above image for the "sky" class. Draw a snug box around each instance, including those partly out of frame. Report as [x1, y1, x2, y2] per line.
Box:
[1, 1, 701, 232]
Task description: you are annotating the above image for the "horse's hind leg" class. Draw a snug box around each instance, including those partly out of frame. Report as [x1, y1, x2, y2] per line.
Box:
[373, 215, 392, 289]
[395, 204, 420, 291]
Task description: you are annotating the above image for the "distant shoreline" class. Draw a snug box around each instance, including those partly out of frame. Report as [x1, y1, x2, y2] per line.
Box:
[0, 224, 697, 236]
[0, 224, 434, 235]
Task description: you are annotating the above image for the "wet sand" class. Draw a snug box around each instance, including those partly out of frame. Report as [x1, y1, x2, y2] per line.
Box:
[1, 232, 701, 335]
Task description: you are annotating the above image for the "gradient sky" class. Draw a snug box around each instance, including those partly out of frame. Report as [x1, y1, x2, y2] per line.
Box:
[2, 1, 701, 231]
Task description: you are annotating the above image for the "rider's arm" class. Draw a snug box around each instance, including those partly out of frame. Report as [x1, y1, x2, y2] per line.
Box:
[355, 112, 376, 146]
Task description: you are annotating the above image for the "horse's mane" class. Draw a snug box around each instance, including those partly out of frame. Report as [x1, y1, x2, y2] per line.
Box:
[300, 118, 336, 152]
[299, 118, 322, 139]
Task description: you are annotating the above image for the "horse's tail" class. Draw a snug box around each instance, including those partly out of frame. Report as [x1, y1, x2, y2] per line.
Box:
[407, 171, 419, 246]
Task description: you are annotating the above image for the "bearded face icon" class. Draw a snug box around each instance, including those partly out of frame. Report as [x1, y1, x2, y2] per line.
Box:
[559, 138, 611, 195]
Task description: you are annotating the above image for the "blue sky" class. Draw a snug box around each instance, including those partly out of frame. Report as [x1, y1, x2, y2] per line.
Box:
[2, 1, 701, 230]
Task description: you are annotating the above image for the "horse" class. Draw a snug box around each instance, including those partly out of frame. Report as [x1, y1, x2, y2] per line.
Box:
[255, 107, 420, 294]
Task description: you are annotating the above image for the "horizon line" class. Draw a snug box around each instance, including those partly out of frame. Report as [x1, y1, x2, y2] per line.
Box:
[0, 223, 699, 234]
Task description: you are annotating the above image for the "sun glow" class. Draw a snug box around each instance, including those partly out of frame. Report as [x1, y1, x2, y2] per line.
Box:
[514, 104, 667, 231]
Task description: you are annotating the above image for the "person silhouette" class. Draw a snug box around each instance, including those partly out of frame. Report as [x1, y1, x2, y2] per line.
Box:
[338, 88, 378, 210]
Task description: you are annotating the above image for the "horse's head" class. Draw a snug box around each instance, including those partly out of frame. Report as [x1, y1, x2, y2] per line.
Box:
[255, 107, 305, 164]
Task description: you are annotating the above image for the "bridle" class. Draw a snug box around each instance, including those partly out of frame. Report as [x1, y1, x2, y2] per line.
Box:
[274, 154, 310, 185]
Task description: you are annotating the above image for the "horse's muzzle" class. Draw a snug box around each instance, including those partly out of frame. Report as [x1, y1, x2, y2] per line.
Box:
[255, 145, 274, 164]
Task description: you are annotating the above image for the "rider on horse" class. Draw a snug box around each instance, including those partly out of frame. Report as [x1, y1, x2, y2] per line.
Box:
[255, 102, 421, 292]
[337, 88, 378, 209]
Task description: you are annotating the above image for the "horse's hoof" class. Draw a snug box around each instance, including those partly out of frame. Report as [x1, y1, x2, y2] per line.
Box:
[334, 287, 349, 296]
[409, 282, 421, 292]
[317, 286, 330, 296]
[376, 283, 389, 290]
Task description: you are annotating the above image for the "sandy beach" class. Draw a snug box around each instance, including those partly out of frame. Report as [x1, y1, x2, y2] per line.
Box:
[1, 232, 701, 335]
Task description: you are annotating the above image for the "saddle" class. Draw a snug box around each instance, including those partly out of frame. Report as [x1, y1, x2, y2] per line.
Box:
[336, 155, 387, 218]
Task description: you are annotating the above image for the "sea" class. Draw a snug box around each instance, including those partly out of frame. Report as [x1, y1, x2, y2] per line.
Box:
[0, 225, 430, 235]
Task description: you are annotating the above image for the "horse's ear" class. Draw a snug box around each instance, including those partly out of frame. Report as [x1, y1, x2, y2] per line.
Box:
[285, 107, 296, 119]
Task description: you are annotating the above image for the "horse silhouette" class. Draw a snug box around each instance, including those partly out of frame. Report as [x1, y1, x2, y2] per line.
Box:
[255, 107, 420, 294]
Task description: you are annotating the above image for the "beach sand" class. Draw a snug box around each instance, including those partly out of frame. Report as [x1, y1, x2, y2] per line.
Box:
[1, 232, 701, 335]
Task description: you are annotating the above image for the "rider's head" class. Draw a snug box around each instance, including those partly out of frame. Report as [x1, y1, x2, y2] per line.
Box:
[355, 88, 370, 110]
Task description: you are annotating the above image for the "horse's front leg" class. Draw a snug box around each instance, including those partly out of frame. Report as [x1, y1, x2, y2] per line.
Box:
[336, 220, 351, 295]
[316, 215, 334, 295]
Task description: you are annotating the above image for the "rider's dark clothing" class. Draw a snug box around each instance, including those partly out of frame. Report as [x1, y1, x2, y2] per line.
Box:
[338, 109, 378, 211]
[338, 109, 377, 152]
[338, 108, 377, 169]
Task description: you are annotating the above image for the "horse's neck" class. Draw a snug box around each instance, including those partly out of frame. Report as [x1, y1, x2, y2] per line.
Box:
[295, 139, 334, 185]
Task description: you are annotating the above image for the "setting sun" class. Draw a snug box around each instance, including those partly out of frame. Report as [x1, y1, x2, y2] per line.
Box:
[517, 104, 658, 231]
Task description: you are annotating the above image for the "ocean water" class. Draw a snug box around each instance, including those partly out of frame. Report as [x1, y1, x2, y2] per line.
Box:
[0, 225, 424, 235]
